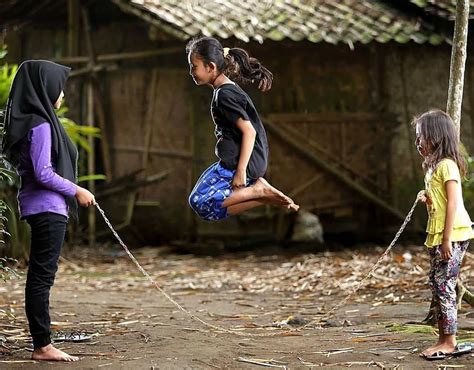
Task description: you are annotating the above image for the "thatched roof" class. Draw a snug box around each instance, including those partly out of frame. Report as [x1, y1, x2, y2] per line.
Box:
[3, 0, 474, 46]
[409, 0, 474, 20]
[110, 0, 450, 45]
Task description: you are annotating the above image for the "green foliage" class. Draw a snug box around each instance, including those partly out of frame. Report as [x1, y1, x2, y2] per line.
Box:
[0, 63, 17, 108]
[0, 45, 7, 59]
[0, 164, 18, 281]
[462, 156, 474, 216]
[78, 174, 107, 183]
[57, 105, 101, 152]
[386, 322, 474, 342]
[0, 46, 20, 277]
[386, 323, 437, 335]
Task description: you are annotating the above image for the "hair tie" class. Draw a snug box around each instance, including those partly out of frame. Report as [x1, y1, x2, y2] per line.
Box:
[223, 47, 230, 58]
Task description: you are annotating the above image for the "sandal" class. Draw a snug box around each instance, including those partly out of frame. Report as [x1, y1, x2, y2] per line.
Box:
[53, 331, 92, 343]
[452, 342, 473, 356]
[423, 351, 447, 361]
[422, 343, 472, 361]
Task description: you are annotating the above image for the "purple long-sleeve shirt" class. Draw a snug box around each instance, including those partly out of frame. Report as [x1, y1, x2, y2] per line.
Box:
[17, 122, 77, 219]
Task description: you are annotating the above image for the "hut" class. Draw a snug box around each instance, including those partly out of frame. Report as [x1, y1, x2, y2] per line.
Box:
[2, 0, 474, 244]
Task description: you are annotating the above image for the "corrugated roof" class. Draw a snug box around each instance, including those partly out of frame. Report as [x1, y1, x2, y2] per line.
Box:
[110, 0, 448, 45]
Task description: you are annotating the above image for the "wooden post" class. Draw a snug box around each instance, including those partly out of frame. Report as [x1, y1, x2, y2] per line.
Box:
[82, 6, 113, 181]
[67, 0, 79, 57]
[82, 6, 96, 248]
[87, 80, 96, 248]
[187, 92, 196, 239]
[142, 69, 158, 170]
[399, 49, 419, 181]
[447, 0, 470, 136]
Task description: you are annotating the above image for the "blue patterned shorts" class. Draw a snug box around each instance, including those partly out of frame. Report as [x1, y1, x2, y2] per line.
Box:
[188, 162, 255, 221]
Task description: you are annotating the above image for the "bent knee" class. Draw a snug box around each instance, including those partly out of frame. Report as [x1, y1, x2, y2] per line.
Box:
[188, 191, 226, 221]
[188, 191, 201, 212]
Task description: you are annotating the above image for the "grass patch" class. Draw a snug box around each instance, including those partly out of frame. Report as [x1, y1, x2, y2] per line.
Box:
[386, 323, 437, 335]
[386, 323, 474, 342]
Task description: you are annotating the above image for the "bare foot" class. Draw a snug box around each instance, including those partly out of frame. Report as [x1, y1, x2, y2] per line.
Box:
[435, 342, 456, 355]
[253, 178, 294, 206]
[420, 342, 441, 357]
[31, 344, 79, 362]
[420, 342, 456, 357]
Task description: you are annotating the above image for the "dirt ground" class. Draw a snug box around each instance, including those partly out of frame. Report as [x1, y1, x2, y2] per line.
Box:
[1, 243, 473, 369]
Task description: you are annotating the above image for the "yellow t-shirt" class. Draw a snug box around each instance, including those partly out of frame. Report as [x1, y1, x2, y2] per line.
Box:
[424, 158, 473, 247]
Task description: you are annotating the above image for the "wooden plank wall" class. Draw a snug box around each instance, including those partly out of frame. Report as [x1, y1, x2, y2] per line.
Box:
[9, 21, 462, 241]
[104, 68, 196, 240]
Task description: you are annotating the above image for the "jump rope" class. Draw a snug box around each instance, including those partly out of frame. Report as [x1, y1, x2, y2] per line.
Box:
[94, 195, 420, 337]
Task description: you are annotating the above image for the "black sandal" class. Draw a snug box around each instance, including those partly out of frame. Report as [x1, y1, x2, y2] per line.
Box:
[53, 331, 92, 343]
[423, 351, 447, 361]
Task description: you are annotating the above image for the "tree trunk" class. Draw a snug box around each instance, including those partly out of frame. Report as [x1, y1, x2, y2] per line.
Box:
[424, 281, 474, 325]
[447, 0, 470, 134]
[456, 280, 474, 306]
[422, 299, 437, 326]
[425, 0, 473, 324]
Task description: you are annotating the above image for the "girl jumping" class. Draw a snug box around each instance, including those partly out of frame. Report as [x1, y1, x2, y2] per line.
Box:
[186, 37, 299, 221]
[414, 110, 473, 359]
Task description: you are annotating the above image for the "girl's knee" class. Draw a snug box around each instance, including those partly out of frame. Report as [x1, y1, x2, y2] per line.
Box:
[188, 191, 227, 221]
[188, 191, 210, 219]
[188, 190, 198, 211]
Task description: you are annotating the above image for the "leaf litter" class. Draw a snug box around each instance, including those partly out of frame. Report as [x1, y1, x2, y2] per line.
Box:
[0, 244, 472, 366]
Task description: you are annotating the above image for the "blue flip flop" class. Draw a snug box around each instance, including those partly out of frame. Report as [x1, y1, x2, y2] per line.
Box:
[452, 342, 473, 356]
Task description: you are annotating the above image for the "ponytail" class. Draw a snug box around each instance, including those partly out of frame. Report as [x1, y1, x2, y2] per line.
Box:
[186, 36, 273, 91]
[225, 48, 273, 91]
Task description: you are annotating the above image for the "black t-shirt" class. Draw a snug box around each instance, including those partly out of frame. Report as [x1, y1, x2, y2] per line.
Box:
[211, 83, 269, 179]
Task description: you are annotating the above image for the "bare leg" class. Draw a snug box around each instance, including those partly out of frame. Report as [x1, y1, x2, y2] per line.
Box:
[421, 292, 457, 356]
[32, 344, 79, 362]
[226, 199, 299, 215]
[437, 320, 446, 344]
[222, 178, 296, 208]
[227, 200, 265, 215]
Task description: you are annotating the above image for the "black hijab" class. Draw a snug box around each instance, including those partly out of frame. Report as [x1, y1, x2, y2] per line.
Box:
[2, 60, 78, 218]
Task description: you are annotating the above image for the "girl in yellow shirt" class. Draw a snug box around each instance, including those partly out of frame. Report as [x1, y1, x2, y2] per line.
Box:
[414, 110, 473, 360]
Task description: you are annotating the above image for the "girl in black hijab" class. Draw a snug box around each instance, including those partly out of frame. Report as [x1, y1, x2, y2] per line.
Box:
[3, 60, 95, 362]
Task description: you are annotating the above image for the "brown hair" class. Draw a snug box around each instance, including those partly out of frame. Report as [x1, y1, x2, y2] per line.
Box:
[186, 36, 273, 90]
[412, 109, 467, 176]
